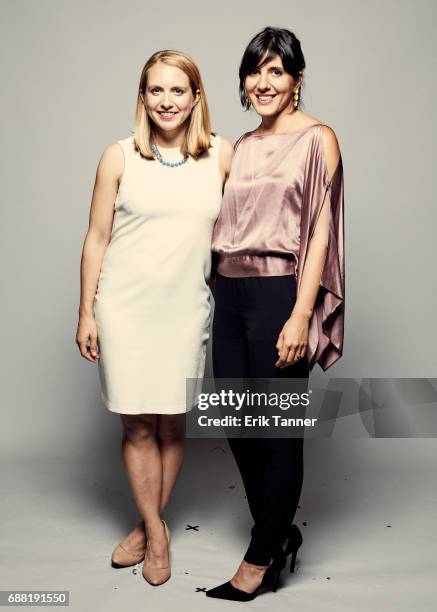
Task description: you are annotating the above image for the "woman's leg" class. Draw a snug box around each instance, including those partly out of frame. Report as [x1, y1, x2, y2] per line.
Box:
[116, 413, 186, 551]
[212, 274, 263, 523]
[157, 414, 186, 511]
[120, 414, 168, 567]
[212, 275, 308, 593]
[212, 275, 272, 593]
[241, 275, 309, 565]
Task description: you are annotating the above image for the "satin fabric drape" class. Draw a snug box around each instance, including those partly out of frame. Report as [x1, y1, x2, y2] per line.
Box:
[212, 124, 345, 371]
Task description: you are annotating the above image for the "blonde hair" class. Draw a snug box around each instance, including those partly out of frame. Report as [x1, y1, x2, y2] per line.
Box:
[134, 50, 212, 160]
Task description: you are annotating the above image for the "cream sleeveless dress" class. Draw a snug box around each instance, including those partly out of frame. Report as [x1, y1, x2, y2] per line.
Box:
[93, 134, 223, 415]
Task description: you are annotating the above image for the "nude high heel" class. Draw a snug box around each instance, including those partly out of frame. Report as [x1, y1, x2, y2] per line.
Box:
[142, 520, 171, 586]
[111, 522, 146, 568]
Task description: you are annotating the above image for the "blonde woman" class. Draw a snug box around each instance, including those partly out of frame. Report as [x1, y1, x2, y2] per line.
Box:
[76, 50, 233, 586]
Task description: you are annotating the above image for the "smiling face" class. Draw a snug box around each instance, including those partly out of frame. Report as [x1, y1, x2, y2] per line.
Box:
[244, 53, 301, 118]
[143, 61, 200, 134]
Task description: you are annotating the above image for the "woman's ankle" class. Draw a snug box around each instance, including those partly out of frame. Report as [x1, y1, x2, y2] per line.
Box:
[242, 559, 270, 570]
[240, 560, 269, 574]
[145, 519, 165, 539]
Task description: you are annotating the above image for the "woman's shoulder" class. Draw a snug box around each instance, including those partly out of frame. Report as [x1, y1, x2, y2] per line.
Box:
[301, 119, 342, 182]
[112, 134, 142, 163]
[100, 137, 130, 160]
[291, 112, 336, 133]
[210, 133, 234, 163]
[210, 133, 232, 149]
[100, 135, 135, 161]
[308, 121, 341, 171]
[297, 116, 340, 162]
[96, 140, 125, 181]
[100, 134, 137, 171]
[318, 125, 339, 152]
[304, 117, 339, 150]
[231, 131, 253, 151]
[115, 134, 136, 150]
[212, 133, 233, 153]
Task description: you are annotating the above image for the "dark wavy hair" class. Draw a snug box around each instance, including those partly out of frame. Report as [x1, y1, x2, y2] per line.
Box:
[239, 27, 306, 110]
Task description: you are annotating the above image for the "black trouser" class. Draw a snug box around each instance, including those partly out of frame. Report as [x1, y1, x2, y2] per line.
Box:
[212, 273, 309, 566]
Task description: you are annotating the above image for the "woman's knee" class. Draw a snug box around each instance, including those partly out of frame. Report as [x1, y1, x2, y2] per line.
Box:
[120, 414, 157, 443]
[157, 414, 186, 443]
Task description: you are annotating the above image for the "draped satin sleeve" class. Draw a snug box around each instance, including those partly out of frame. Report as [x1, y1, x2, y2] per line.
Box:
[298, 132, 345, 371]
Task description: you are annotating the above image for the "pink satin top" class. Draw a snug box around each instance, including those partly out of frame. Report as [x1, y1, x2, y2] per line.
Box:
[211, 124, 345, 371]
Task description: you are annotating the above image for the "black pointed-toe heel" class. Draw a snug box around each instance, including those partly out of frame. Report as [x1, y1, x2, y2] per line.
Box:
[269, 559, 284, 593]
[206, 580, 264, 602]
[206, 560, 280, 602]
[261, 549, 286, 592]
[285, 524, 303, 573]
[261, 524, 303, 590]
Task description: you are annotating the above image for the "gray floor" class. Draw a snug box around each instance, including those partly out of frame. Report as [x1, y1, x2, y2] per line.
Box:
[1, 439, 436, 612]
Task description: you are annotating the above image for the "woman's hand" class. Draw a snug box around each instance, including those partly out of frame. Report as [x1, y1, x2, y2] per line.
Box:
[275, 311, 309, 369]
[76, 315, 100, 363]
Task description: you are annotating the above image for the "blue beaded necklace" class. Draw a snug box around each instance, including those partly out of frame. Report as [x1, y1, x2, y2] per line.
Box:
[151, 143, 188, 168]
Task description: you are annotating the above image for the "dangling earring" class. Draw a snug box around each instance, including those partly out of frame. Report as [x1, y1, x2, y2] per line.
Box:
[293, 87, 300, 109]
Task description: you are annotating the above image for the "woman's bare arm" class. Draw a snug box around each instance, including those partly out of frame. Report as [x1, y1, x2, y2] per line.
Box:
[76, 143, 124, 362]
[218, 137, 234, 186]
[209, 137, 234, 296]
[276, 126, 340, 367]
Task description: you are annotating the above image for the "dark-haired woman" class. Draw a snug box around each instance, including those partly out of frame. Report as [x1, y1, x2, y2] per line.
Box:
[206, 27, 345, 601]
